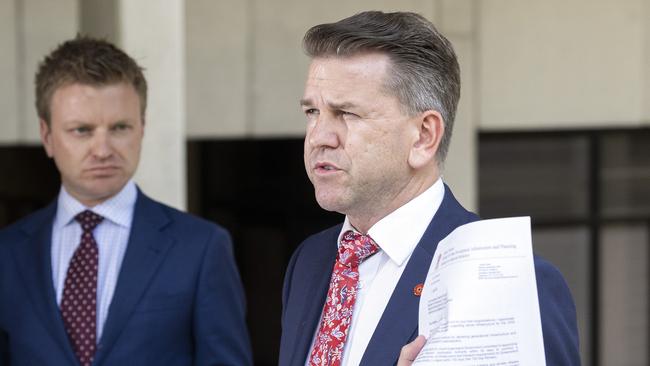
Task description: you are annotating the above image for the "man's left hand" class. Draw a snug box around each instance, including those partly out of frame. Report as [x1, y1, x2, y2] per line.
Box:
[397, 335, 426, 366]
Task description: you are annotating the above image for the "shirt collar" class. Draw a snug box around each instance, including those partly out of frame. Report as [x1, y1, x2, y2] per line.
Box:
[54, 180, 138, 230]
[338, 178, 445, 267]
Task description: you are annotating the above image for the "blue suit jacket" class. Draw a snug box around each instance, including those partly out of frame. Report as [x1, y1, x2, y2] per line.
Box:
[279, 186, 580, 365]
[0, 190, 252, 365]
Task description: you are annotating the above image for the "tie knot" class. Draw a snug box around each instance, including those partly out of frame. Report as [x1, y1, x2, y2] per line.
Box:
[338, 230, 379, 267]
[74, 210, 104, 233]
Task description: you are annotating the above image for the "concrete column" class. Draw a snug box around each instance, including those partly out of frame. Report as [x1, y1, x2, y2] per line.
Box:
[118, 0, 187, 210]
[641, 1, 650, 126]
[0, 0, 18, 144]
[186, 0, 249, 138]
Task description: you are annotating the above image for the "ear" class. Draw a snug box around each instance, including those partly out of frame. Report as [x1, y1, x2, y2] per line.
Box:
[408, 110, 444, 170]
[39, 119, 54, 158]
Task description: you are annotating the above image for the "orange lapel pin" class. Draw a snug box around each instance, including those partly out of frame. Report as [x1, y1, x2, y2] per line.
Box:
[413, 283, 424, 296]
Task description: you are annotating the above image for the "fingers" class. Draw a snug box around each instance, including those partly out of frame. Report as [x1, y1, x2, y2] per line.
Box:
[397, 335, 427, 366]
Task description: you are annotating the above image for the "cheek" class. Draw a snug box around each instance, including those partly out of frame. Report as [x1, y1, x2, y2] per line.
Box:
[116, 136, 142, 155]
[359, 138, 404, 171]
[57, 141, 85, 162]
[42, 139, 54, 157]
[303, 135, 313, 159]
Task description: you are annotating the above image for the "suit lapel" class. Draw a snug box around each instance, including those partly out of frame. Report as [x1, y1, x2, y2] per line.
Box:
[360, 185, 478, 365]
[289, 227, 339, 366]
[11, 202, 79, 365]
[93, 192, 173, 364]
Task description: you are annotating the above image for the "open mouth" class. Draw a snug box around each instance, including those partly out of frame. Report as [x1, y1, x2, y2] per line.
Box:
[315, 162, 339, 173]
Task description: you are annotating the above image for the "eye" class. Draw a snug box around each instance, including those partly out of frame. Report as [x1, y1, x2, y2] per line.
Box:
[340, 111, 359, 119]
[304, 108, 319, 116]
[112, 122, 132, 132]
[71, 126, 91, 135]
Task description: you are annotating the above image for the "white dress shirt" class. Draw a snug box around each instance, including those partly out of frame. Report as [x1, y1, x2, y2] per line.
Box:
[306, 178, 445, 366]
[51, 180, 136, 340]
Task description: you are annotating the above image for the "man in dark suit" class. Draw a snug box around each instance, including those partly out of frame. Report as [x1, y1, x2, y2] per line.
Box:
[0, 37, 252, 365]
[280, 11, 580, 366]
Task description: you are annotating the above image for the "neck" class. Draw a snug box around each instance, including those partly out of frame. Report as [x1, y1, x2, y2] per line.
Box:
[348, 174, 439, 234]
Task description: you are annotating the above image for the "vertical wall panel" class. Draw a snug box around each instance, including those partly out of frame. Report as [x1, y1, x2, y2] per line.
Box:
[600, 225, 649, 366]
[120, 0, 187, 210]
[0, 0, 18, 143]
[641, 1, 650, 126]
[186, 0, 249, 137]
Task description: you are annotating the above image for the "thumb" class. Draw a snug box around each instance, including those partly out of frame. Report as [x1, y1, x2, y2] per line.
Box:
[397, 335, 427, 366]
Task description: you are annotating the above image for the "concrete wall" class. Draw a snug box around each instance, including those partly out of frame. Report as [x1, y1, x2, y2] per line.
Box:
[478, 0, 649, 129]
[0, 0, 18, 144]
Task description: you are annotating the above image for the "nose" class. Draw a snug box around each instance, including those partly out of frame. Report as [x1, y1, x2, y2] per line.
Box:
[90, 130, 113, 159]
[307, 113, 341, 149]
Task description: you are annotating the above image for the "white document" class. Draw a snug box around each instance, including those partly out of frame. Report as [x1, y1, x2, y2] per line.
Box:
[414, 217, 546, 366]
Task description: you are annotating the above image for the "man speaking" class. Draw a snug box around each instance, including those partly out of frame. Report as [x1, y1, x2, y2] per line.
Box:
[279, 11, 580, 366]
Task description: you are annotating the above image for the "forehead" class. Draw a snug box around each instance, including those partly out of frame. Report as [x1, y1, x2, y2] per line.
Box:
[49, 82, 141, 121]
[303, 53, 393, 104]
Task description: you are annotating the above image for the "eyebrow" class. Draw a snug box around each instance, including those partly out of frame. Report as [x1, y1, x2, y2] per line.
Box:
[299, 98, 358, 111]
[62, 120, 93, 126]
[299, 98, 314, 107]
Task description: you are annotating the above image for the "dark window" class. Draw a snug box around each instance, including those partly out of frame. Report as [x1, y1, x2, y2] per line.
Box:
[479, 128, 650, 366]
[187, 139, 341, 366]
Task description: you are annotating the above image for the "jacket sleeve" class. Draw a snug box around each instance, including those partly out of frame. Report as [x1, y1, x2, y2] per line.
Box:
[192, 226, 253, 366]
[0, 328, 7, 366]
[534, 256, 581, 365]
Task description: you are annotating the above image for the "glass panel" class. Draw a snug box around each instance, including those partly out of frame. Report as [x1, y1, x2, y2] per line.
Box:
[600, 224, 649, 366]
[479, 135, 590, 221]
[601, 131, 650, 218]
[533, 227, 591, 366]
[0, 146, 59, 228]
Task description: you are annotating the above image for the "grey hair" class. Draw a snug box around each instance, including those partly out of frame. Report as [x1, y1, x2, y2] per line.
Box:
[303, 11, 460, 163]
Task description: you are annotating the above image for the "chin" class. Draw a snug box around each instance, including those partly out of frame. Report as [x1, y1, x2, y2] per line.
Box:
[81, 182, 127, 203]
[315, 196, 346, 214]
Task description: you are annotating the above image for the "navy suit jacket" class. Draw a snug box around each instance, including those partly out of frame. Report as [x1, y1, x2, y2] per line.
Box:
[280, 186, 580, 365]
[0, 190, 252, 365]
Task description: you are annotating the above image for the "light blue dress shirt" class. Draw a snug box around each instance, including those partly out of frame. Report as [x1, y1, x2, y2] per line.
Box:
[51, 180, 136, 340]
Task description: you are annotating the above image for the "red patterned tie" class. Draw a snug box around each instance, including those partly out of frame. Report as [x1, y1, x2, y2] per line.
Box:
[60, 210, 103, 366]
[308, 230, 379, 366]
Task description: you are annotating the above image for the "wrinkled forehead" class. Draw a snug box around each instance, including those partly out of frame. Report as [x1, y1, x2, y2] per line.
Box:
[307, 53, 391, 80]
[303, 54, 403, 111]
[305, 54, 391, 92]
